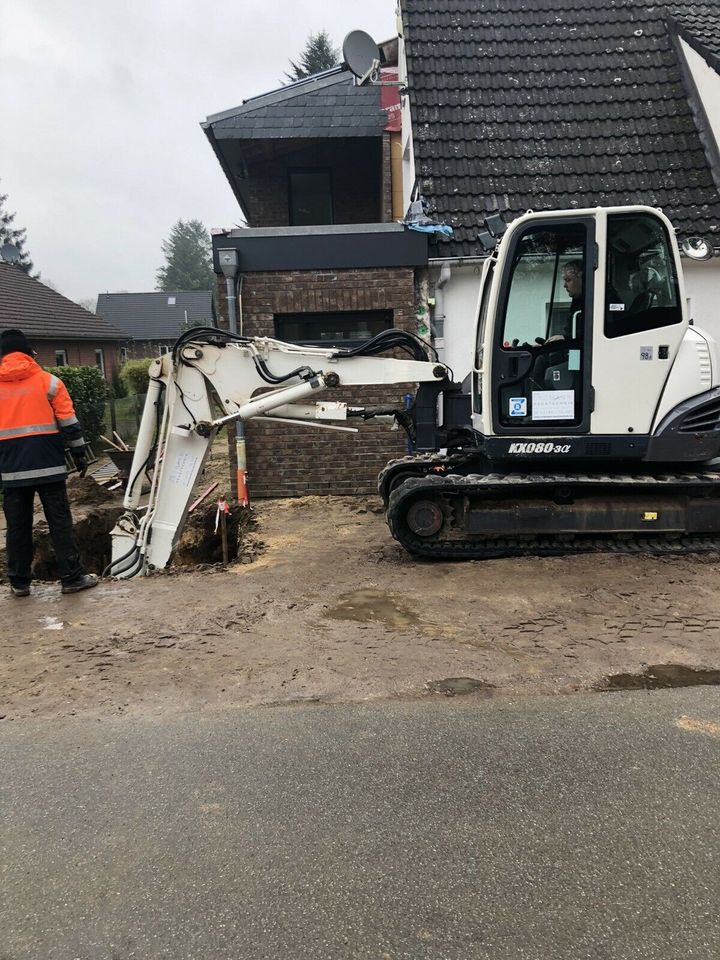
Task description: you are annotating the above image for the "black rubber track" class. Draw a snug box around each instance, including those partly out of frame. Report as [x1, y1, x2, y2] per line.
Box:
[386, 470, 720, 560]
[378, 451, 484, 506]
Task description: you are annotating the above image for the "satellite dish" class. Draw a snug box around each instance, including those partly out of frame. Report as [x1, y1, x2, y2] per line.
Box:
[0, 242, 21, 264]
[343, 30, 381, 83]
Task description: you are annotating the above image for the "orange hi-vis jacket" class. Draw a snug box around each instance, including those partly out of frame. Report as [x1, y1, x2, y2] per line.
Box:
[0, 352, 86, 487]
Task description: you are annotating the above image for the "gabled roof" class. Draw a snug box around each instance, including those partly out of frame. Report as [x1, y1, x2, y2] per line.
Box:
[96, 291, 215, 341]
[0, 264, 125, 341]
[204, 68, 387, 141]
[401, 0, 720, 258]
[670, 3, 720, 72]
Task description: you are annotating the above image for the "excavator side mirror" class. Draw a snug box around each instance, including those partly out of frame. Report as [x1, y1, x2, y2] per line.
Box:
[477, 230, 497, 252]
[484, 213, 507, 237]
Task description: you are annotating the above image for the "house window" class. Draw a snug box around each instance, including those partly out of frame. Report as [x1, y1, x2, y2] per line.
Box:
[288, 169, 333, 226]
[55, 349, 67, 366]
[95, 348, 105, 377]
[275, 310, 393, 347]
[119, 346, 129, 364]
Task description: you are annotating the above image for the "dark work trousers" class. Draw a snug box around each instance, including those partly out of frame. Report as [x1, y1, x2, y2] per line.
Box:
[2, 481, 84, 588]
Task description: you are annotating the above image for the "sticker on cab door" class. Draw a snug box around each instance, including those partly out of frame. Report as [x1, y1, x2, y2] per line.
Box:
[509, 397, 527, 417]
[640, 346, 653, 361]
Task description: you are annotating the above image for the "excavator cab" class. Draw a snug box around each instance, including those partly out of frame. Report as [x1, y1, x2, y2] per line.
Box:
[473, 206, 689, 459]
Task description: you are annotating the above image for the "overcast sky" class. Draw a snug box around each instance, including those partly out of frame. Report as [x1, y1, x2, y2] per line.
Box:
[0, 0, 395, 303]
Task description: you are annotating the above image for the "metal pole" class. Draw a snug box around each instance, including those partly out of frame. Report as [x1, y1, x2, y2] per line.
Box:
[225, 275, 249, 506]
[225, 276, 238, 335]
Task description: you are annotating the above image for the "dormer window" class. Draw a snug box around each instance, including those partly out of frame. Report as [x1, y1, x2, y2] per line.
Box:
[289, 168, 333, 226]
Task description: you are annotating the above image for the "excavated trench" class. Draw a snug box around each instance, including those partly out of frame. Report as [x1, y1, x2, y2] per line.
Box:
[0, 476, 261, 582]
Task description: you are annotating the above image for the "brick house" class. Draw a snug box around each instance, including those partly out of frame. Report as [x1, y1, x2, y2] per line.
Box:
[202, 43, 430, 497]
[96, 290, 215, 360]
[203, 2, 720, 499]
[0, 263, 125, 380]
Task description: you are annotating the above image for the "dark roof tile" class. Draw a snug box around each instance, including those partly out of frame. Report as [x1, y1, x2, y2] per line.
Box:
[0, 265, 125, 341]
[402, 0, 720, 256]
[96, 291, 215, 341]
[207, 71, 386, 141]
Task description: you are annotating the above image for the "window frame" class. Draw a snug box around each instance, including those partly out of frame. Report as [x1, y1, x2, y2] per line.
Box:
[94, 348, 105, 377]
[274, 309, 393, 347]
[491, 216, 595, 436]
[604, 213, 683, 339]
[55, 349, 68, 366]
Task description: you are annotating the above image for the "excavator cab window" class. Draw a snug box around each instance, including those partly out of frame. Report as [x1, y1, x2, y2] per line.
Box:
[494, 221, 591, 431]
[604, 214, 682, 338]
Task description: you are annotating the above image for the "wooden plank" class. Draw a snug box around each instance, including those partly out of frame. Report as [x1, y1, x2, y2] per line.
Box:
[188, 481, 219, 514]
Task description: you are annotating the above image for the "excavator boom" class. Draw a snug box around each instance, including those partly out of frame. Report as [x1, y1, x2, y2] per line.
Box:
[109, 328, 449, 578]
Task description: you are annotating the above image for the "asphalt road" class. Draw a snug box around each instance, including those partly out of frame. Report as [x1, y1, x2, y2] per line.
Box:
[2, 689, 720, 959]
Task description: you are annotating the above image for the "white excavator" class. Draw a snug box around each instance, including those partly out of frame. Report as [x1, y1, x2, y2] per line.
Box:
[109, 204, 720, 577]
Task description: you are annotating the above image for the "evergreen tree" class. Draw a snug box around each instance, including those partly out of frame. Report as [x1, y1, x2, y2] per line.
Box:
[0, 182, 34, 273]
[156, 219, 214, 291]
[285, 30, 340, 82]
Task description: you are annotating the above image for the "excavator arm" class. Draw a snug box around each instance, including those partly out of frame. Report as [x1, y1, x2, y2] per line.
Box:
[108, 328, 449, 578]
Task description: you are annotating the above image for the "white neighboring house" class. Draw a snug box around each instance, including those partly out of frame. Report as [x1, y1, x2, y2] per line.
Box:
[399, 0, 720, 378]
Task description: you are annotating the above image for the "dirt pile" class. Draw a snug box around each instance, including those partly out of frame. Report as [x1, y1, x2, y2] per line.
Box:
[65, 474, 119, 507]
[30, 477, 125, 580]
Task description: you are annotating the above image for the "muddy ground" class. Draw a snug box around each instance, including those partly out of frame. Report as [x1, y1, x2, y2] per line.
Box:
[3, 487, 720, 721]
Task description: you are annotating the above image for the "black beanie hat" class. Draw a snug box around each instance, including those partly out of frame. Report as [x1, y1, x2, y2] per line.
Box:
[0, 328, 33, 358]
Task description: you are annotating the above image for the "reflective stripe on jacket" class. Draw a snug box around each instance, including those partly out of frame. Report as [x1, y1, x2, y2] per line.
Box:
[0, 352, 86, 487]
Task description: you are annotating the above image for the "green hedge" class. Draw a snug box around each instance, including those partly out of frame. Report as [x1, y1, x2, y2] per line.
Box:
[119, 358, 153, 395]
[49, 365, 108, 446]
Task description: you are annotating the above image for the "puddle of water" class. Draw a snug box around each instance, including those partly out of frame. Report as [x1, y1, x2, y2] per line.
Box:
[600, 664, 720, 691]
[38, 616, 64, 631]
[324, 589, 420, 629]
[426, 677, 494, 696]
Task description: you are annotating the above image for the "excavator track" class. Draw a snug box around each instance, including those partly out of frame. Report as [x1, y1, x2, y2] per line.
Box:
[378, 450, 485, 506]
[386, 470, 720, 559]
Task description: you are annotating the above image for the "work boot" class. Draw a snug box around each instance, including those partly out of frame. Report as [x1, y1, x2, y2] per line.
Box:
[61, 574, 99, 595]
[10, 585, 31, 598]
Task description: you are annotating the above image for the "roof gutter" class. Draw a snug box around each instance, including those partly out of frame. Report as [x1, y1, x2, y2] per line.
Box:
[428, 255, 487, 265]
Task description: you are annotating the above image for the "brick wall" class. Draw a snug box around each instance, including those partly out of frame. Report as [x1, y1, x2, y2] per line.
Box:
[244, 139, 382, 227]
[34, 340, 120, 380]
[129, 340, 173, 360]
[381, 133, 392, 223]
[217, 265, 420, 498]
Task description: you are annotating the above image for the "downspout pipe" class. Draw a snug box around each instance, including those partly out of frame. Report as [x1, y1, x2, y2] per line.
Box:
[217, 249, 249, 506]
[225, 276, 238, 334]
[432, 261, 452, 362]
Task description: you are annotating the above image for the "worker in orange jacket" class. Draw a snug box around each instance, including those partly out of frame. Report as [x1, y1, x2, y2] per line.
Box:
[0, 328, 98, 597]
